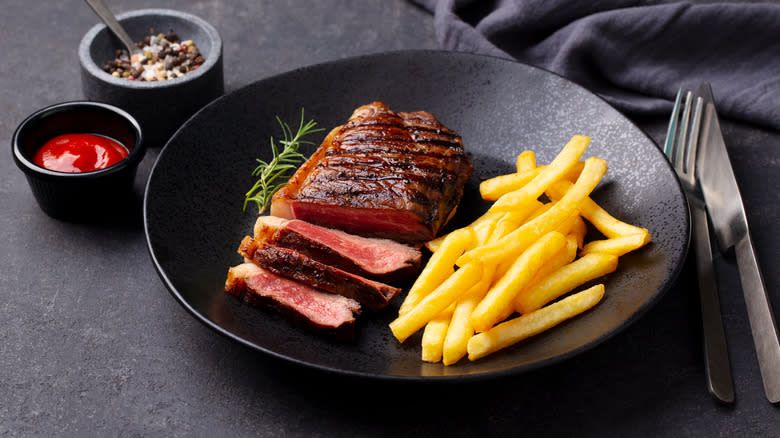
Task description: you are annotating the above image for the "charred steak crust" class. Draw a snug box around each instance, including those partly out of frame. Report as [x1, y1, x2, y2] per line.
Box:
[271, 102, 473, 242]
[239, 236, 401, 311]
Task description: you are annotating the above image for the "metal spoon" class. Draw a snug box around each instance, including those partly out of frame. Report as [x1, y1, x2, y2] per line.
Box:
[84, 0, 140, 55]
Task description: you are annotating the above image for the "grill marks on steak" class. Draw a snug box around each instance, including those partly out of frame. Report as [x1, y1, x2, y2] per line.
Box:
[253, 216, 421, 282]
[239, 235, 400, 311]
[227, 102, 468, 337]
[225, 263, 360, 339]
[270, 101, 473, 242]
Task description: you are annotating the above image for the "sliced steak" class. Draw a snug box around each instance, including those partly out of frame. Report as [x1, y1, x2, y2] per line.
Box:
[225, 263, 360, 339]
[239, 236, 400, 311]
[270, 101, 473, 243]
[253, 216, 422, 282]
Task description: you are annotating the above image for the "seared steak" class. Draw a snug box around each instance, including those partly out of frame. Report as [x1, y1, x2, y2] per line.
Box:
[239, 236, 400, 311]
[225, 263, 360, 339]
[253, 216, 421, 282]
[270, 101, 473, 242]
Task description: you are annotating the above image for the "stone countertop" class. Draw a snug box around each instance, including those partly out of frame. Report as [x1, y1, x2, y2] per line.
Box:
[1, 1, 778, 436]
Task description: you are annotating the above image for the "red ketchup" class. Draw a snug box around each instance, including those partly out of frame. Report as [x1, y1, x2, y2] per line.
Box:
[33, 133, 128, 173]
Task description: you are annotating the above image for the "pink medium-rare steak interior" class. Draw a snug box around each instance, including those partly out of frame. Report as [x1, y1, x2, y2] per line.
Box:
[238, 236, 400, 311]
[270, 101, 473, 242]
[253, 215, 421, 282]
[244, 270, 360, 326]
[284, 219, 421, 276]
[285, 203, 431, 243]
[226, 263, 360, 333]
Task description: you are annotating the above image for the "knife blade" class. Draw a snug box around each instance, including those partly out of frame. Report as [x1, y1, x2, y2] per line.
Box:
[695, 82, 780, 403]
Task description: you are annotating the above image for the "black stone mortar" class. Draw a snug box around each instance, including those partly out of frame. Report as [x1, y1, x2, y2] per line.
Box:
[79, 8, 224, 148]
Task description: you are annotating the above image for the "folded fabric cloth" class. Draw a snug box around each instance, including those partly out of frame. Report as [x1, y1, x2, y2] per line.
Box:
[413, 0, 780, 130]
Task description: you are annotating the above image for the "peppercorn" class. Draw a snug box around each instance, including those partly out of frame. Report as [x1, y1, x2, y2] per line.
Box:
[103, 29, 205, 81]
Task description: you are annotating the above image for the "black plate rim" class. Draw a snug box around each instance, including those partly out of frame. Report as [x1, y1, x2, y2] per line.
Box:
[143, 49, 691, 382]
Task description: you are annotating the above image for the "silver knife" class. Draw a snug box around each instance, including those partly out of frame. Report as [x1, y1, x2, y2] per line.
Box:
[695, 82, 780, 403]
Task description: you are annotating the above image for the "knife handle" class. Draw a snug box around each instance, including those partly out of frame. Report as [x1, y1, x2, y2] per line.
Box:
[691, 203, 735, 403]
[735, 233, 780, 403]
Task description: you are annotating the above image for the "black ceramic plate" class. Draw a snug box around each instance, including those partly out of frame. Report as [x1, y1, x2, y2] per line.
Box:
[144, 50, 689, 380]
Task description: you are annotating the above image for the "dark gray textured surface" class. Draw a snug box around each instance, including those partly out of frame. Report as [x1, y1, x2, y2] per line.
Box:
[2, 1, 778, 436]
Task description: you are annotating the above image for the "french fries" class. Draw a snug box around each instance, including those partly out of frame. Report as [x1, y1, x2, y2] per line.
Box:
[568, 215, 588, 249]
[480, 168, 540, 201]
[457, 157, 607, 266]
[467, 284, 605, 361]
[470, 231, 567, 333]
[516, 150, 536, 172]
[421, 304, 455, 363]
[580, 231, 651, 256]
[489, 135, 590, 213]
[514, 253, 618, 314]
[442, 265, 495, 365]
[389, 135, 651, 364]
[390, 260, 483, 343]
[399, 228, 474, 316]
[546, 180, 648, 239]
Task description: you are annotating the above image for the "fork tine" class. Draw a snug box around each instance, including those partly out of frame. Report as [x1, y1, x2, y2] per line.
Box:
[684, 96, 704, 176]
[664, 88, 684, 159]
[674, 91, 694, 173]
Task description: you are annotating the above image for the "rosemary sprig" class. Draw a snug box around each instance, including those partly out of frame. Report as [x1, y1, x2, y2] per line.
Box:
[243, 110, 324, 213]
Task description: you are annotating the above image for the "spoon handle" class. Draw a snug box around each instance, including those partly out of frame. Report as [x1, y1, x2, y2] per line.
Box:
[84, 0, 137, 54]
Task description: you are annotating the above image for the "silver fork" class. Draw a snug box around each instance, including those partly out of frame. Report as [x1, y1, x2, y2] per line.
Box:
[664, 89, 735, 403]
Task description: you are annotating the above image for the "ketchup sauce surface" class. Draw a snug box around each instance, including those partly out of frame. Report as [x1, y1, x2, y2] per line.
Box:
[33, 133, 129, 173]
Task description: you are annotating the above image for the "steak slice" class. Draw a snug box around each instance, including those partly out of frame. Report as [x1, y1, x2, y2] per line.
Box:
[239, 236, 400, 311]
[253, 216, 422, 282]
[225, 263, 360, 339]
[270, 101, 473, 243]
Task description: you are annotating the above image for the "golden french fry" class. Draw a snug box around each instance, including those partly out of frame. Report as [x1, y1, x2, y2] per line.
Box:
[487, 205, 548, 280]
[487, 205, 541, 241]
[568, 215, 588, 249]
[442, 265, 496, 366]
[480, 149, 546, 200]
[480, 168, 540, 201]
[421, 304, 455, 363]
[457, 157, 607, 267]
[580, 231, 651, 257]
[554, 212, 581, 236]
[483, 160, 585, 201]
[489, 135, 590, 213]
[469, 218, 498, 250]
[491, 209, 573, 280]
[470, 231, 567, 333]
[515, 253, 618, 314]
[493, 235, 578, 313]
[400, 228, 474, 315]
[467, 284, 605, 361]
[425, 236, 444, 253]
[560, 161, 586, 183]
[529, 235, 578, 287]
[425, 209, 507, 252]
[546, 180, 648, 239]
[524, 201, 554, 222]
[390, 260, 483, 343]
[516, 150, 536, 172]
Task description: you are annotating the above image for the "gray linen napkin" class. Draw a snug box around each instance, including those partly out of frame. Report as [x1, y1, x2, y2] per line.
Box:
[413, 0, 780, 130]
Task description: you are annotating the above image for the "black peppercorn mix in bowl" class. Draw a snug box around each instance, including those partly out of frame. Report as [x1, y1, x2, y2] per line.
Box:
[104, 30, 205, 81]
[79, 9, 223, 148]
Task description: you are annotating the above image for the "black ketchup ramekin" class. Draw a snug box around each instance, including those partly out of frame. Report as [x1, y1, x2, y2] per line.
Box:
[12, 101, 145, 222]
